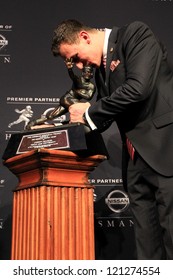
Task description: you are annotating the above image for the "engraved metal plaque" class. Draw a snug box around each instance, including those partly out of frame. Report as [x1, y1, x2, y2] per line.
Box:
[16, 129, 69, 154]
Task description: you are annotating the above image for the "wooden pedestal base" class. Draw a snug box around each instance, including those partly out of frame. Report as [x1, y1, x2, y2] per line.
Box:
[4, 148, 106, 260]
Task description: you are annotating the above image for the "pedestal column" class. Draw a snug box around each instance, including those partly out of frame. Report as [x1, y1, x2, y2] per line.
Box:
[4, 148, 106, 260]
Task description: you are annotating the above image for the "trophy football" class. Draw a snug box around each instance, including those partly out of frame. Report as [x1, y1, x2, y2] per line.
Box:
[3, 60, 108, 160]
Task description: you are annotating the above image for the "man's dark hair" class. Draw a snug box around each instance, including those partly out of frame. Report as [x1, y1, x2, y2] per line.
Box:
[51, 19, 92, 56]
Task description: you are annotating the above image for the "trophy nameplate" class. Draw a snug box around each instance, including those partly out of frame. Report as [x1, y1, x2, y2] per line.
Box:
[16, 129, 70, 154]
[3, 123, 109, 160]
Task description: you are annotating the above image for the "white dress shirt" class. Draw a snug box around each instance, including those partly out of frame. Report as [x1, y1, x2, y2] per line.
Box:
[85, 28, 111, 130]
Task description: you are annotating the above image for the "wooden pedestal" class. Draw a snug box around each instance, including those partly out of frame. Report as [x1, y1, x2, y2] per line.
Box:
[4, 148, 106, 260]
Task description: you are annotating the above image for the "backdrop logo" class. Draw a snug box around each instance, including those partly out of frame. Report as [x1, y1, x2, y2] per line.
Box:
[0, 24, 12, 63]
[105, 190, 130, 213]
[0, 24, 12, 64]
[8, 106, 33, 130]
[0, 34, 8, 50]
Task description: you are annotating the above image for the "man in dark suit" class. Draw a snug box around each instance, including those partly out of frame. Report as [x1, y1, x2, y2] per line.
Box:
[51, 19, 173, 259]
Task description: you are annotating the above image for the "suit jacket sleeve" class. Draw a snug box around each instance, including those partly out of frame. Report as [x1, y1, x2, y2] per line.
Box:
[88, 21, 164, 130]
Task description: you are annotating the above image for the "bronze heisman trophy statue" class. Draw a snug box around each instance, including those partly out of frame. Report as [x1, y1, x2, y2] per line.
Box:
[26, 60, 96, 130]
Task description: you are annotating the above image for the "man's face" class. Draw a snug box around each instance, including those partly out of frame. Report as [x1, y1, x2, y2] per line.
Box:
[59, 31, 102, 69]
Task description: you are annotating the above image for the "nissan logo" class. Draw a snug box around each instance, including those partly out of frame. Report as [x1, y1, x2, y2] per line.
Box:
[105, 190, 130, 213]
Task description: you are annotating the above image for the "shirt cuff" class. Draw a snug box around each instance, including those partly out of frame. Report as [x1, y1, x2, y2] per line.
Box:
[85, 108, 97, 130]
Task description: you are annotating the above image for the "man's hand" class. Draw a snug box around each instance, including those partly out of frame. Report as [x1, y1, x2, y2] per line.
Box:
[69, 102, 91, 123]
